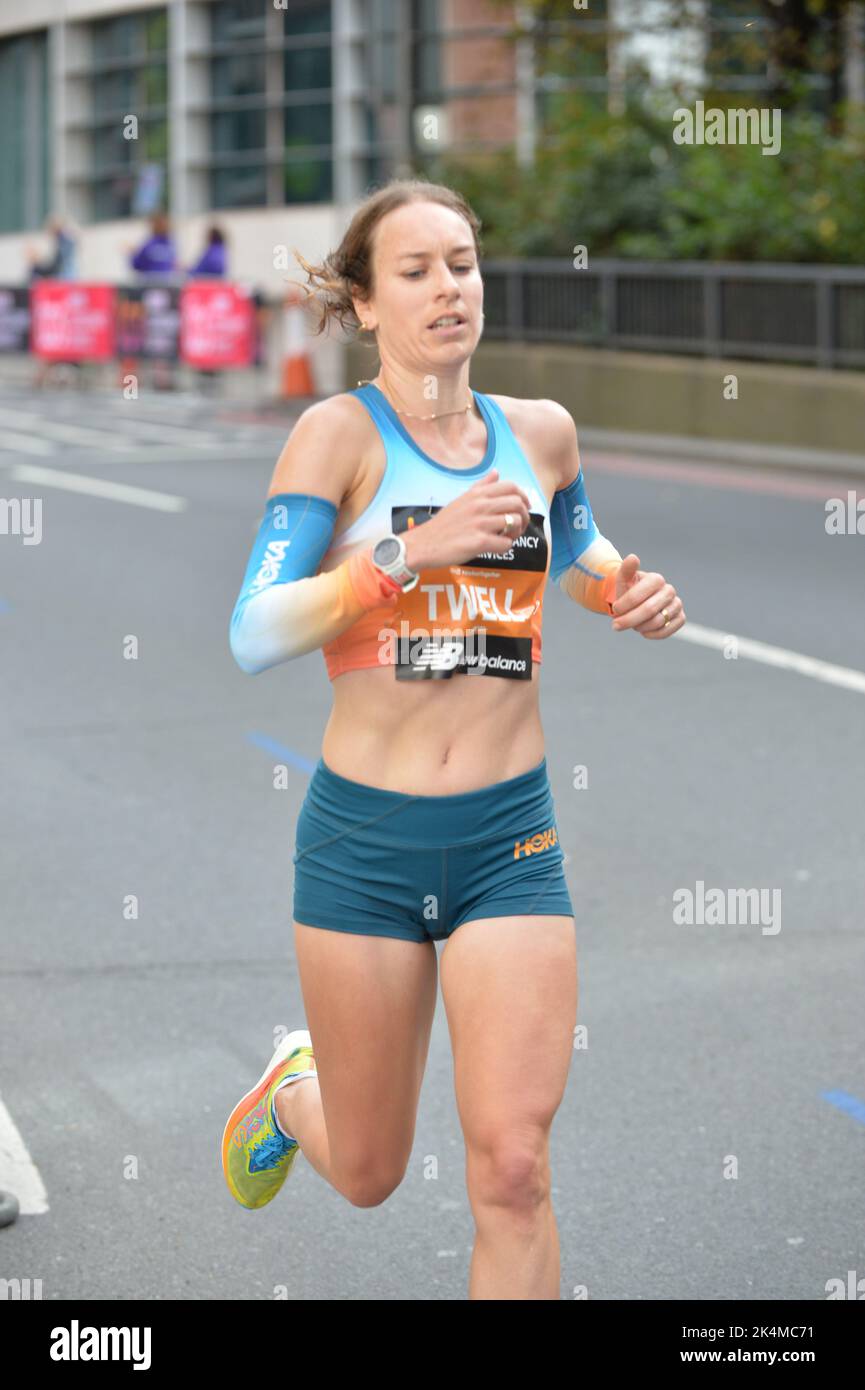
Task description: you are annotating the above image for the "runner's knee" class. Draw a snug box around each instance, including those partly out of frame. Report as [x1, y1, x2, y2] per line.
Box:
[466, 1132, 551, 1214]
[337, 1164, 406, 1208]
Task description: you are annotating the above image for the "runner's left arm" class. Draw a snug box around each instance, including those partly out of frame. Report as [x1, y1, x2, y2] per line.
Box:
[549, 468, 622, 614]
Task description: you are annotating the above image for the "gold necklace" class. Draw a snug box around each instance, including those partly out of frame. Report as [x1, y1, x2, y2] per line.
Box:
[356, 377, 474, 420]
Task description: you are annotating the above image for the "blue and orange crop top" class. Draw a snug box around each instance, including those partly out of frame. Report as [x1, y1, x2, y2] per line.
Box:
[319, 384, 551, 681]
[229, 384, 623, 681]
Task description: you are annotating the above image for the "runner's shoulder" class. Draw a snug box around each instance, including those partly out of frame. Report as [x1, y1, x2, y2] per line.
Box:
[266, 392, 374, 506]
[485, 394, 579, 487]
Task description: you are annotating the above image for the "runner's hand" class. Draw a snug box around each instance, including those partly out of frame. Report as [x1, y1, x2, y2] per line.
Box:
[610, 554, 686, 638]
[402, 469, 531, 570]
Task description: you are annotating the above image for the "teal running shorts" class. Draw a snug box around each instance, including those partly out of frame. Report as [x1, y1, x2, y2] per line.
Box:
[292, 755, 574, 943]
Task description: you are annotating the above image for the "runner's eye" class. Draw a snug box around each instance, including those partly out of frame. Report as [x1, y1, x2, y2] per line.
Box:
[403, 265, 473, 279]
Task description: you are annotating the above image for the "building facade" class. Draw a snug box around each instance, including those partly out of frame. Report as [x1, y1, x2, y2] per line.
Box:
[0, 0, 862, 313]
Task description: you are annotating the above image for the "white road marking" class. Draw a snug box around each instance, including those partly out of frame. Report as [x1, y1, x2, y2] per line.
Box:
[675, 621, 865, 695]
[9, 463, 187, 512]
[0, 429, 57, 456]
[0, 406, 150, 452]
[0, 1092, 49, 1215]
[0, 398, 287, 463]
[0, 405, 238, 451]
[66, 413, 243, 449]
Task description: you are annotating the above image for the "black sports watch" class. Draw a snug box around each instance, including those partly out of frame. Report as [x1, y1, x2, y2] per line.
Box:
[371, 533, 419, 592]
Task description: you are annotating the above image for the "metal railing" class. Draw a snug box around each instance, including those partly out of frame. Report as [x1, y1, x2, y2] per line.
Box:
[479, 259, 865, 370]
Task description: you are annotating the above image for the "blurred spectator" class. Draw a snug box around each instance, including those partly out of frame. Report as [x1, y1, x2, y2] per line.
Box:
[26, 215, 78, 282]
[129, 213, 177, 275]
[187, 227, 229, 395]
[27, 217, 81, 389]
[126, 213, 178, 388]
[188, 226, 227, 278]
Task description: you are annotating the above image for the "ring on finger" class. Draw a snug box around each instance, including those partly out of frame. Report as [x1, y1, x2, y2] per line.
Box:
[501, 512, 514, 535]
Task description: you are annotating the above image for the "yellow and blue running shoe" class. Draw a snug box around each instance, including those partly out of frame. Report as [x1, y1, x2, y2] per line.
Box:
[221, 1028, 316, 1210]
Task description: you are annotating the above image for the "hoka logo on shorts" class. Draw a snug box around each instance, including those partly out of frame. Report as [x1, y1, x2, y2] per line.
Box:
[250, 540, 291, 594]
[514, 825, 558, 859]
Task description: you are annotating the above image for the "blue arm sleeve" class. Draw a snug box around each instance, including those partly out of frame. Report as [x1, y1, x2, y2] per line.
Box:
[548, 470, 600, 582]
[549, 470, 622, 614]
[229, 492, 338, 668]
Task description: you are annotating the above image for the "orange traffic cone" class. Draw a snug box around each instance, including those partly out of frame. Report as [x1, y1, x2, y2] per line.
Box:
[280, 286, 315, 397]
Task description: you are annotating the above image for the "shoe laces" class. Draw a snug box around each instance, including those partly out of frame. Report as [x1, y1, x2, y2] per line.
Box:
[248, 1126, 297, 1173]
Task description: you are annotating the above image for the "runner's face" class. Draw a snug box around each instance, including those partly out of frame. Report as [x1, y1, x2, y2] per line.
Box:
[356, 201, 483, 370]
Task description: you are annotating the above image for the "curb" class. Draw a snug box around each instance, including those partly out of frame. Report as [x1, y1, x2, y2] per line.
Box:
[576, 427, 865, 478]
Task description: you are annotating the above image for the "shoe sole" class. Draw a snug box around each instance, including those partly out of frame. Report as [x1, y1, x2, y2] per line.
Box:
[221, 1028, 314, 1208]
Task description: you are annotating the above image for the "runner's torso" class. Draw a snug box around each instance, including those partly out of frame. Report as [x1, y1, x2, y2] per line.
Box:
[320, 383, 558, 795]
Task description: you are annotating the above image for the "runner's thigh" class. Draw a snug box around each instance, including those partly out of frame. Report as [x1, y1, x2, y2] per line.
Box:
[293, 921, 438, 1183]
[440, 916, 577, 1147]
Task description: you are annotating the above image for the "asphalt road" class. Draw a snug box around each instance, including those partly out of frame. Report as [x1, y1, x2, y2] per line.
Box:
[1, 382, 863, 1301]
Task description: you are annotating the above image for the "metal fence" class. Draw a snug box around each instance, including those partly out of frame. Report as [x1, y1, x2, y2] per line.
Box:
[480, 259, 865, 370]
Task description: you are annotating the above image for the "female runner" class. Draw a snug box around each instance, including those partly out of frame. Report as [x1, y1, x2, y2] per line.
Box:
[221, 178, 686, 1300]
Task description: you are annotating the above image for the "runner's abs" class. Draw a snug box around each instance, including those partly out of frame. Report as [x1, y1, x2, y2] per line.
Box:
[323, 662, 545, 794]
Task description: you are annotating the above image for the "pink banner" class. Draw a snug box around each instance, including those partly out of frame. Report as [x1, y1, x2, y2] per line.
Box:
[30, 282, 116, 360]
[180, 283, 255, 369]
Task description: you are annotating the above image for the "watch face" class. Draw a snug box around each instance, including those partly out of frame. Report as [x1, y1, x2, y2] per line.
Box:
[374, 537, 400, 566]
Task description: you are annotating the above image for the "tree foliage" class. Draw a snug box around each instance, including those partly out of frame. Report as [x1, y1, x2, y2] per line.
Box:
[422, 0, 865, 263]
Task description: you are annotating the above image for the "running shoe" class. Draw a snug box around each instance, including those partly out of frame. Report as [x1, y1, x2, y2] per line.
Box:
[221, 1028, 316, 1210]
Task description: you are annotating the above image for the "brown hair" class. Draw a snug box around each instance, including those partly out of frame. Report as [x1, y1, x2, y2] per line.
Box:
[290, 177, 483, 339]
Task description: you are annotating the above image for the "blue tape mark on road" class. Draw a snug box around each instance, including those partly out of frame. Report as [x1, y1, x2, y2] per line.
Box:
[0, 599, 10, 613]
[821, 1090, 865, 1125]
[245, 731, 317, 775]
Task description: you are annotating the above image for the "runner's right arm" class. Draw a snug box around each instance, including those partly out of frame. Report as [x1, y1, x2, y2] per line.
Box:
[229, 402, 399, 675]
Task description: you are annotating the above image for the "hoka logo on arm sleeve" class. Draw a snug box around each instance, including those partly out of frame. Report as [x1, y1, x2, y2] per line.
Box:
[229, 492, 338, 672]
[250, 540, 292, 595]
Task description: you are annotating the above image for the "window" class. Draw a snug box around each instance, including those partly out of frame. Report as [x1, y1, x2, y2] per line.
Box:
[88, 7, 169, 221]
[208, 0, 333, 208]
[0, 30, 50, 233]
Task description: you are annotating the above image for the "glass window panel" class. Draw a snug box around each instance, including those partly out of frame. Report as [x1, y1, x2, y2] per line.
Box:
[95, 71, 130, 112]
[415, 0, 439, 31]
[95, 65, 167, 114]
[94, 171, 136, 220]
[211, 0, 267, 44]
[283, 156, 331, 203]
[94, 125, 131, 168]
[283, 102, 331, 145]
[414, 35, 440, 100]
[92, 12, 162, 62]
[141, 62, 168, 108]
[142, 120, 168, 162]
[211, 164, 268, 207]
[144, 10, 168, 54]
[280, 1, 331, 38]
[212, 53, 266, 99]
[283, 45, 331, 91]
[0, 31, 50, 233]
[212, 108, 267, 153]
